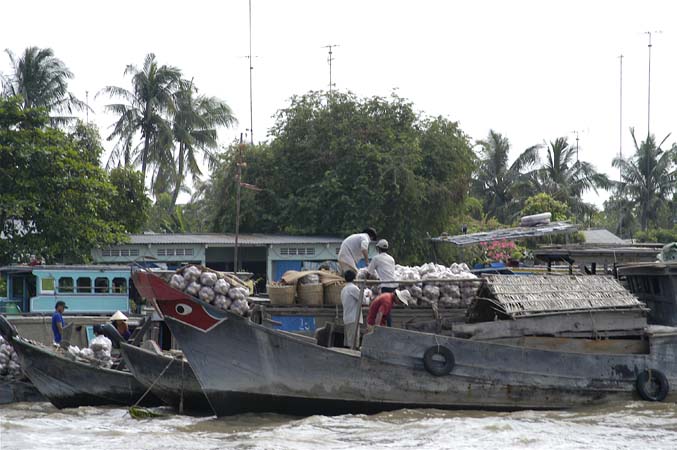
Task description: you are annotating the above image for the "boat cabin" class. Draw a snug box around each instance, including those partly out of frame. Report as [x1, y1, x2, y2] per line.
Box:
[617, 262, 677, 326]
[0, 265, 133, 314]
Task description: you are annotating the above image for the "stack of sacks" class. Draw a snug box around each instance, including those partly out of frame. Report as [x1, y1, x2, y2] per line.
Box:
[0, 336, 21, 379]
[66, 335, 113, 369]
[169, 265, 251, 316]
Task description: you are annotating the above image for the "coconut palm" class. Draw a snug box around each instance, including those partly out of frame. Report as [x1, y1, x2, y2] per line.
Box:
[99, 53, 181, 179]
[474, 130, 540, 223]
[612, 129, 676, 231]
[170, 79, 236, 205]
[1, 46, 86, 121]
[533, 137, 610, 220]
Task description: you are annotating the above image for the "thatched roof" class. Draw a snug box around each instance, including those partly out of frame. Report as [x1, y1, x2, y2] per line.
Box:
[477, 275, 643, 318]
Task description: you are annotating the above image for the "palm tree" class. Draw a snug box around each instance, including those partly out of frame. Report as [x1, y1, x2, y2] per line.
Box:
[613, 129, 676, 231]
[1, 47, 86, 121]
[99, 53, 181, 179]
[533, 137, 610, 219]
[474, 130, 540, 223]
[170, 79, 236, 205]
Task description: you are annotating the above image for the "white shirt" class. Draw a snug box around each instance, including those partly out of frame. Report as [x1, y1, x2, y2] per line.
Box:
[338, 233, 370, 267]
[341, 282, 363, 324]
[368, 252, 398, 289]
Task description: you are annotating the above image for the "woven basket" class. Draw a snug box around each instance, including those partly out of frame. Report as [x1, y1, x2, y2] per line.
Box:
[268, 284, 296, 305]
[297, 283, 323, 306]
[324, 282, 345, 306]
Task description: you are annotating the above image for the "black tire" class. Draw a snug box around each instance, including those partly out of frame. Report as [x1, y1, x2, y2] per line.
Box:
[423, 345, 455, 376]
[636, 369, 670, 402]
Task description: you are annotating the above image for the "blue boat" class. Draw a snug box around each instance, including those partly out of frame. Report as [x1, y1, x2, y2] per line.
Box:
[0, 265, 133, 315]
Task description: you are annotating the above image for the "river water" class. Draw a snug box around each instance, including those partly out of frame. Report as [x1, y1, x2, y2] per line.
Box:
[2, 401, 677, 450]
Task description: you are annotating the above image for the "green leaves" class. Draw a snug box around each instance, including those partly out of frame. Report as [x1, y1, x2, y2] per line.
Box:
[0, 97, 127, 264]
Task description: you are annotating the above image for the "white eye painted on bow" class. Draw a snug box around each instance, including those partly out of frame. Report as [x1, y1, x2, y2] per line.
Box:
[175, 304, 193, 316]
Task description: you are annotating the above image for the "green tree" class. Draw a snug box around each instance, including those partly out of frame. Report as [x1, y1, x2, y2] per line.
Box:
[531, 137, 609, 220]
[612, 129, 676, 231]
[170, 79, 236, 206]
[520, 193, 569, 221]
[108, 167, 151, 233]
[188, 91, 475, 263]
[474, 130, 539, 224]
[99, 53, 181, 179]
[0, 97, 126, 263]
[1, 47, 86, 122]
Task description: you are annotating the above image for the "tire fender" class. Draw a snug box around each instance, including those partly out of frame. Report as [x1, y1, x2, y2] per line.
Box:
[636, 368, 669, 402]
[423, 345, 455, 376]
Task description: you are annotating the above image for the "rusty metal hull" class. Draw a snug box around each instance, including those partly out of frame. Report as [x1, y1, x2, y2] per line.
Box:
[134, 271, 677, 416]
[120, 343, 212, 414]
[9, 337, 161, 409]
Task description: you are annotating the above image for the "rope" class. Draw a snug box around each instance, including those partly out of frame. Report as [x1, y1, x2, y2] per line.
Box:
[130, 356, 175, 411]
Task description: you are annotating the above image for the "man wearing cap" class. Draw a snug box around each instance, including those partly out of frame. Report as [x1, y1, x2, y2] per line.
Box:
[52, 301, 67, 346]
[338, 228, 377, 273]
[368, 239, 397, 293]
[366, 289, 411, 331]
[110, 310, 131, 340]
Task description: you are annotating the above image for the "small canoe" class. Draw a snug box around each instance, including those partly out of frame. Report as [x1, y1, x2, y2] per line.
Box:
[120, 343, 212, 414]
[0, 316, 161, 409]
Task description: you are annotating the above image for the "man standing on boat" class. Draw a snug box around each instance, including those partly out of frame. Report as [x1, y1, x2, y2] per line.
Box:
[51, 301, 67, 346]
[338, 228, 377, 273]
[367, 289, 411, 331]
[368, 239, 397, 293]
[341, 270, 363, 348]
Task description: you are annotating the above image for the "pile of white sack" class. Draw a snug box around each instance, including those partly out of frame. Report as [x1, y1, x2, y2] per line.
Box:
[0, 336, 21, 379]
[169, 265, 251, 316]
[66, 335, 113, 369]
[367, 262, 481, 308]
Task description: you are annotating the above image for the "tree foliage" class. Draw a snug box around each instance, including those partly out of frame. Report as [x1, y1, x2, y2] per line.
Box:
[108, 167, 151, 233]
[1, 47, 86, 124]
[189, 91, 475, 263]
[0, 97, 127, 263]
[520, 193, 569, 221]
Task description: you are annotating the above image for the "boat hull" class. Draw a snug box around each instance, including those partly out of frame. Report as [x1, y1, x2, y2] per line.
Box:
[11, 337, 160, 409]
[120, 343, 212, 414]
[134, 271, 677, 416]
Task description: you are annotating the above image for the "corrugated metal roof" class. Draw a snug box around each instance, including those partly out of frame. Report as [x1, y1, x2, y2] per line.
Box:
[127, 233, 344, 246]
[581, 229, 627, 245]
[0, 264, 131, 273]
[431, 222, 578, 247]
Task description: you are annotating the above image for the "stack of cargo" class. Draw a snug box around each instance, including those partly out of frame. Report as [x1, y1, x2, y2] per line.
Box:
[0, 336, 21, 379]
[169, 265, 251, 316]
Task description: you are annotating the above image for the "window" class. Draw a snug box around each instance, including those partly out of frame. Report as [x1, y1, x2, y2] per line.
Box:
[157, 248, 193, 257]
[95, 277, 110, 294]
[41, 278, 55, 293]
[58, 277, 74, 293]
[280, 247, 316, 256]
[112, 277, 127, 294]
[75, 277, 92, 294]
[101, 248, 139, 257]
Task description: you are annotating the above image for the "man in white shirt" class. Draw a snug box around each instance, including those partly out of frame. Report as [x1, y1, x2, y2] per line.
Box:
[367, 239, 397, 293]
[340, 270, 363, 348]
[337, 227, 377, 273]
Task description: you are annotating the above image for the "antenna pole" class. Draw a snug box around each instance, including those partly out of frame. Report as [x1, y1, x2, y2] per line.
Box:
[323, 44, 339, 96]
[647, 32, 652, 138]
[618, 54, 624, 237]
[85, 90, 89, 124]
[248, 0, 254, 145]
[234, 133, 244, 274]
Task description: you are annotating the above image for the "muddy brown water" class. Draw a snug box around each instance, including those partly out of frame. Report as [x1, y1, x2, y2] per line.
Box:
[1, 402, 677, 449]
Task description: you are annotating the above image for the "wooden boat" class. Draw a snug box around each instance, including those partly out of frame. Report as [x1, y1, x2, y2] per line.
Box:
[133, 271, 677, 416]
[618, 261, 677, 326]
[0, 379, 44, 404]
[0, 316, 161, 409]
[120, 342, 212, 414]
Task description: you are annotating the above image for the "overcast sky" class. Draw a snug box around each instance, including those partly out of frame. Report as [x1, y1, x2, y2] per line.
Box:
[3, 0, 677, 206]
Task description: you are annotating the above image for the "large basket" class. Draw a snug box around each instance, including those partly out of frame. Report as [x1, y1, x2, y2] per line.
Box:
[297, 283, 324, 306]
[268, 284, 296, 305]
[324, 282, 345, 306]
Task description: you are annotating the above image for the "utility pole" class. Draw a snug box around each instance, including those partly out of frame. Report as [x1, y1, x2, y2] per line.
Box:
[618, 54, 624, 237]
[248, 0, 254, 145]
[645, 31, 661, 138]
[85, 90, 89, 124]
[572, 130, 581, 162]
[233, 133, 245, 274]
[323, 44, 339, 95]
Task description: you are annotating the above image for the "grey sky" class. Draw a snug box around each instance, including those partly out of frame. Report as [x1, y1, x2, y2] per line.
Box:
[2, 0, 677, 206]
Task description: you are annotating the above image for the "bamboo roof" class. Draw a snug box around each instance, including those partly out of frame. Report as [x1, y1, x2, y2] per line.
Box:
[479, 275, 643, 318]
